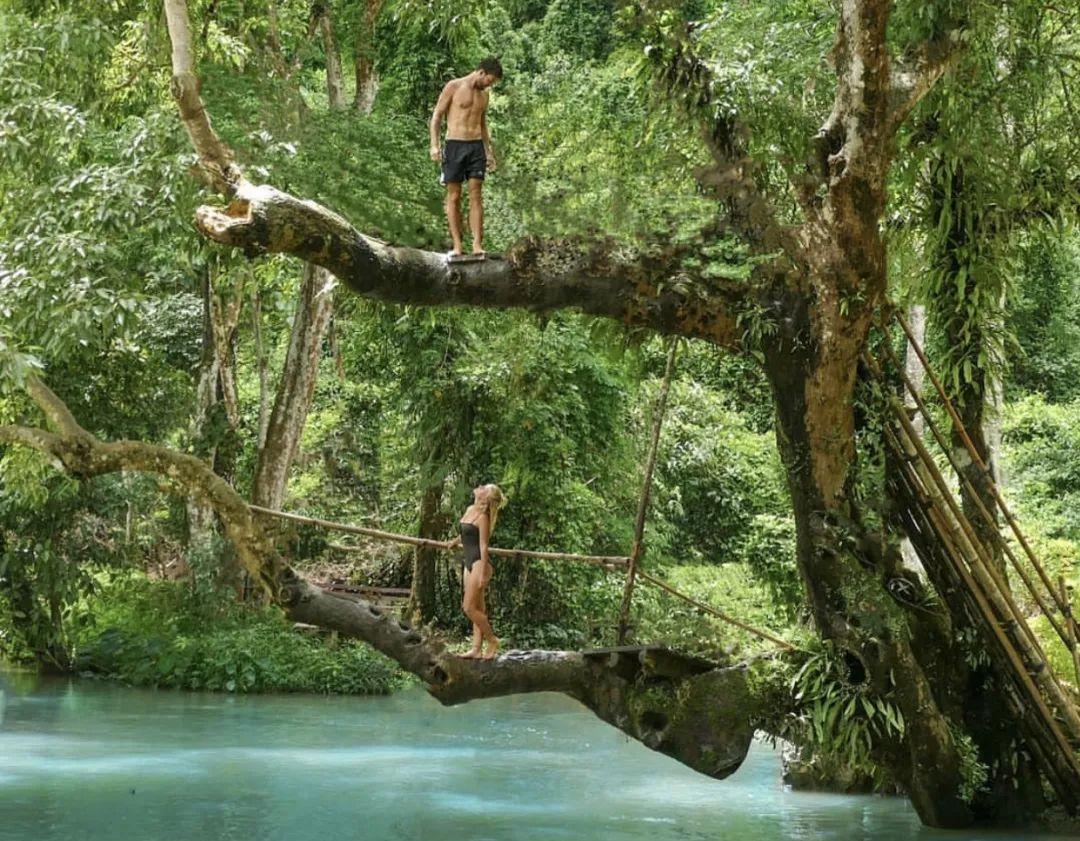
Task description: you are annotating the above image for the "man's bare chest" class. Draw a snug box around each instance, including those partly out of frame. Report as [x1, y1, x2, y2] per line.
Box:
[451, 85, 485, 114]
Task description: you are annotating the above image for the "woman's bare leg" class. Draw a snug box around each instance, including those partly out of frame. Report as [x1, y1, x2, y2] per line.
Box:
[478, 570, 499, 659]
[463, 564, 497, 655]
[459, 566, 483, 657]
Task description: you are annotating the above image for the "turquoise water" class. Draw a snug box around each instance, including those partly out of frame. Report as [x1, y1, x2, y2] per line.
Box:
[0, 670, 1066, 840]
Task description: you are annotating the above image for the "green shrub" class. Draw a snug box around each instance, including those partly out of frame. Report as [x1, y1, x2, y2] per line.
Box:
[72, 573, 409, 695]
[628, 563, 796, 660]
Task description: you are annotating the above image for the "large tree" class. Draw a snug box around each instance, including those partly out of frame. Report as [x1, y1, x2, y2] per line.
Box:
[166, 0, 977, 823]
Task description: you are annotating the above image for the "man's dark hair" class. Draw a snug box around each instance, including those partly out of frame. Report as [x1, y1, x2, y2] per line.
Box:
[478, 56, 503, 79]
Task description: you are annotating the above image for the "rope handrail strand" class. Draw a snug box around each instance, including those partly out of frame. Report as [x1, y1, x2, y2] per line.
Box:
[248, 504, 630, 567]
[636, 569, 797, 651]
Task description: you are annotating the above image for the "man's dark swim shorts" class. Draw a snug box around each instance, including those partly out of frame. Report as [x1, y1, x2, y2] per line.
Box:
[441, 139, 486, 185]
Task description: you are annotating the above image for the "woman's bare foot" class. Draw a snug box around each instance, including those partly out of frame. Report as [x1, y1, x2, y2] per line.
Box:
[459, 647, 483, 659]
[481, 637, 500, 660]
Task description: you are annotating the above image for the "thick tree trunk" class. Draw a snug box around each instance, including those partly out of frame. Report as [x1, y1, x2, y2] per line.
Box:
[251, 263, 335, 509]
[187, 265, 243, 553]
[353, 53, 378, 115]
[764, 275, 973, 829]
[251, 284, 271, 451]
[410, 481, 445, 623]
[316, 3, 345, 109]
[352, 0, 383, 113]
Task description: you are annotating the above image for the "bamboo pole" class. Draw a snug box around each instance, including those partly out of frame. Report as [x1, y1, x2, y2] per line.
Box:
[883, 379, 1080, 741]
[876, 340, 1072, 647]
[866, 352, 1055, 657]
[617, 338, 679, 644]
[1060, 575, 1080, 690]
[636, 569, 796, 651]
[892, 311, 1071, 618]
[872, 369, 1080, 742]
[249, 505, 630, 567]
[884, 425, 1080, 798]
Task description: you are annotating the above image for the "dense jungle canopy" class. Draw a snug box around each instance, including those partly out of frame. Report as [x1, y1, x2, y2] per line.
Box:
[2, 0, 1080, 831]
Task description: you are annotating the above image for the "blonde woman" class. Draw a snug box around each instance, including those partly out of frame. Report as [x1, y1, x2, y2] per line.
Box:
[452, 483, 506, 659]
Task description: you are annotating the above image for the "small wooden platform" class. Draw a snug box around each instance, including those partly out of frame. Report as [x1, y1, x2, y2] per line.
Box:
[582, 644, 721, 681]
[446, 252, 504, 264]
[314, 580, 409, 611]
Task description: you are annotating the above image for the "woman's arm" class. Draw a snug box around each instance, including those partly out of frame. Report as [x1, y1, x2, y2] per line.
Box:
[478, 512, 493, 583]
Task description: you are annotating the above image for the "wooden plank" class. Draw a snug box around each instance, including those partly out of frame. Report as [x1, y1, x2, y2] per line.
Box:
[446, 252, 504, 263]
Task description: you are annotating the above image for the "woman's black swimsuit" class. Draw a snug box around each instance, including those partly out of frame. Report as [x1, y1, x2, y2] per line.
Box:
[460, 520, 484, 573]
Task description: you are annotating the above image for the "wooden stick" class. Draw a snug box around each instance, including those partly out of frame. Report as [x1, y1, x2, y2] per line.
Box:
[892, 311, 1071, 618]
[1060, 575, 1080, 689]
[884, 425, 1080, 793]
[876, 368, 1080, 743]
[636, 569, 796, 651]
[249, 504, 630, 567]
[876, 340, 1072, 646]
[618, 338, 679, 643]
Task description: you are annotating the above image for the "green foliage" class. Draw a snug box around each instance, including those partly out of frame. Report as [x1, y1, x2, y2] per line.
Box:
[629, 563, 793, 659]
[779, 641, 907, 794]
[538, 0, 615, 62]
[652, 380, 789, 566]
[1009, 232, 1080, 402]
[949, 724, 990, 804]
[72, 572, 409, 694]
[1003, 395, 1080, 542]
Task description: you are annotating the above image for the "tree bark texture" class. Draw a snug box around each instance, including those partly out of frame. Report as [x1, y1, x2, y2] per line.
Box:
[315, 3, 345, 109]
[410, 481, 445, 623]
[251, 263, 336, 510]
[187, 264, 243, 552]
[353, 0, 383, 113]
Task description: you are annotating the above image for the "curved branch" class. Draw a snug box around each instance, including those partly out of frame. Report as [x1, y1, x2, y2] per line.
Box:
[2, 376, 763, 782]
[163, 0, 243, 193]
[194, 183, 749, 348]
[25, 376, 91, 439]
[889, 33, 963, 134]
[159, 1, 754, 347]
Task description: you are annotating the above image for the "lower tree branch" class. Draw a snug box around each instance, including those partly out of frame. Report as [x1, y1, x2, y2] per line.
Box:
[1, 375, 763, 783]
[889, 33, 963, 134]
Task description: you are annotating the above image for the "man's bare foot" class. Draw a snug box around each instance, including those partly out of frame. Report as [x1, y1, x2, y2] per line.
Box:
[471, 247, 485, 256]
[481, 638, 500, 660]
[459, 647, 482, 659]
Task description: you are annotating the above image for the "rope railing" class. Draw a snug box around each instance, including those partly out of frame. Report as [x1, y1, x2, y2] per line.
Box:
[248, 502, 797, 650]
[249, 503, 630, 568]
[636, 569, 797, 651]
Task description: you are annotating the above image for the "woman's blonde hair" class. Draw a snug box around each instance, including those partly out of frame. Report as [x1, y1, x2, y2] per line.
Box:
[480, 483, 507, 533]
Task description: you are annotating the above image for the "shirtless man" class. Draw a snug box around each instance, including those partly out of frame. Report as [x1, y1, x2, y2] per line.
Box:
[429, 57, 503, 257]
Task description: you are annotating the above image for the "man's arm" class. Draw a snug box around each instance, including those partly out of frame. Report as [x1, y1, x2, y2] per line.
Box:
[429, 81, 455, 160]
[481, 103, 495, 170]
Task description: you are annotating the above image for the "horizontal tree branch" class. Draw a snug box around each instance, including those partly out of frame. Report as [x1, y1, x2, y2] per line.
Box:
[3, 373, 764, 782]
[193, 183, 751, 348]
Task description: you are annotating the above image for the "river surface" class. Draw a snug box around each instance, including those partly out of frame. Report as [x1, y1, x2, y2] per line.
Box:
[0, 669, 1069, 840]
